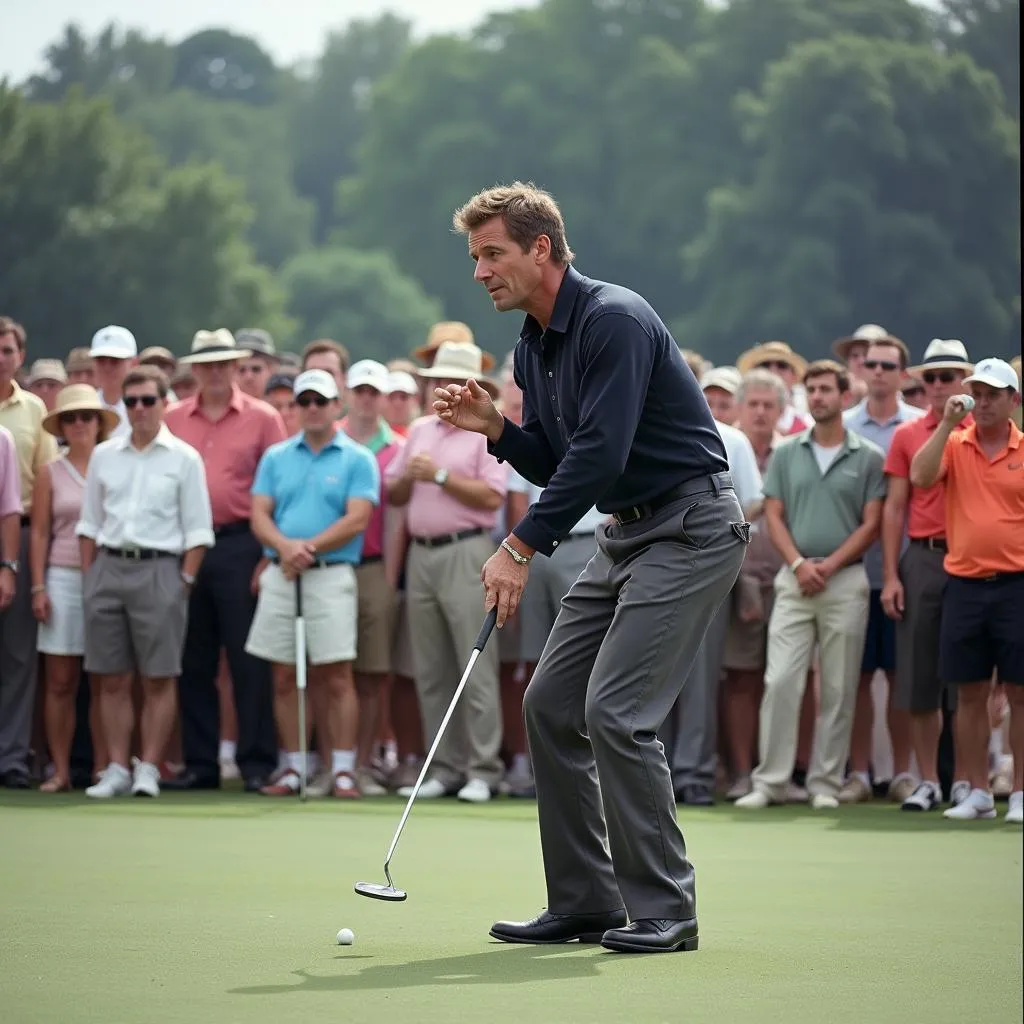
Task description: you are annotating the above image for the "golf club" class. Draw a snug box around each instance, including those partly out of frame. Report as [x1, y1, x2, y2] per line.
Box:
[295, 573, 308, 803]
[355, 606, 498, 902]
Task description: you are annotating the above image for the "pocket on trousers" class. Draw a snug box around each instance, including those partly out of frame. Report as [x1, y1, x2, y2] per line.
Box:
[678, 499, 711, 548]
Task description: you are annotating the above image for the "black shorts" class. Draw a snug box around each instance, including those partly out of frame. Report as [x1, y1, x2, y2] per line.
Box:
[861, 589, 896, 674]
[939, 572, 1024, 685]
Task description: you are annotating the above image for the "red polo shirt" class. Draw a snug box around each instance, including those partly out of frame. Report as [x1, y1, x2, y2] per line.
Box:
[165, 386, 286, 527]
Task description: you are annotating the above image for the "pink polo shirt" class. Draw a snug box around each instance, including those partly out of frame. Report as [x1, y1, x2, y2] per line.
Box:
[0, 426, 22, 518]
[386, 416, 508, 538]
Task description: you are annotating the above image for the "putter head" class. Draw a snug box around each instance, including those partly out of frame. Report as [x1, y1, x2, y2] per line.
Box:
[354, 881, 407, 902]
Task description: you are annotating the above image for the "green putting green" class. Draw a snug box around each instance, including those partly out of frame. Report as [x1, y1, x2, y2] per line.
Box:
[1, 792, 1020, 1024]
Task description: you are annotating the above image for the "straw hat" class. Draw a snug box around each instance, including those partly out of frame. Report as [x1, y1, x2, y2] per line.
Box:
[416, 340, 500, 398]
[65, 347, 93, 374]
[26, 359, 68, 387]
[178, 329, 251, 365]
[906, 339, 974, 376]
[832, 324, 893, 361]
[42, 384, 121, 437]
[413, 321, 497, 371]
[138, 346, 177, 373]
[736, 341, 808, 377]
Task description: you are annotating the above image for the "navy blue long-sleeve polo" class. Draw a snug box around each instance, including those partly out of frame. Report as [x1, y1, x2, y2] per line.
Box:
[488, 265, 728, 556]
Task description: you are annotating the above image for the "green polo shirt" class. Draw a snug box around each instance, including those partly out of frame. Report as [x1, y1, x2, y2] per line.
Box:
[762, 427, 887, 559]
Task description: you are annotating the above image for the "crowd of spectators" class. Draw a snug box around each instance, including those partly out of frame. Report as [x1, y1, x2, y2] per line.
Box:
[0, 312, 1020, 823]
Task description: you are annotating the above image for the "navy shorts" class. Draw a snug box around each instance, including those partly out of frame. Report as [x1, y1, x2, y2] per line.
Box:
[861, 589, 896, 674]
[939, 572, 1024, 685]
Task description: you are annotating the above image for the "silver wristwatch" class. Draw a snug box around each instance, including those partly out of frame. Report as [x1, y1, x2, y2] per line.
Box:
[0, 559, 18, 574]
[433, 468, 450, 487]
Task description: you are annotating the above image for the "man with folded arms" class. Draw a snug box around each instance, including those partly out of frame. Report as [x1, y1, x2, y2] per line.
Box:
[246, 370, 378, 799]
[165, 329, 285, 792]
[909, 358, 1024, 824]
[78, 366, 214, 798]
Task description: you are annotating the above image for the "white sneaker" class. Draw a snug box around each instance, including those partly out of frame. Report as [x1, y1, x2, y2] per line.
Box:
[949, 780, 971, 807]
[356, 768, 388, 797]
[735, 789, 773, 810]
[943, 787, 996, 820]
[397, 777, 446, 799]
[811, 794, 839, 810]
[305, 767, 333, 798]
[902, 781, 942, 812]
[786, 781, 809, 803]
[457, 778, 491, 804]
[218, 757, 240, 781]
[86, 763, 132, 799]
[131, 760, 161, 798]
[1006, 791, 1023, 825]
[726, 775, 752, 801]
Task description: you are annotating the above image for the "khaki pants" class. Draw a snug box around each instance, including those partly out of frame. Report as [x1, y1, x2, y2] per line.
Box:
[406, 534, 502, 789]
[753, 563, 870, 800]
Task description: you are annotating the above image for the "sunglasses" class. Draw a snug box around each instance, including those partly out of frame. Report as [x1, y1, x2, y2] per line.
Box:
[124, 395, 159, 409]
[922, 370, 958, 385]
[296, 394, 331, 408]
[758, 361, 793, 373]
[864, 360, 900, 372]
[58, 411, 99, 426]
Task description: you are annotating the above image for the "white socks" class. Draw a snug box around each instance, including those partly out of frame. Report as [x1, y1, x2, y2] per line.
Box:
[218, 740, 236, 762]
[332, 750, 356, 776]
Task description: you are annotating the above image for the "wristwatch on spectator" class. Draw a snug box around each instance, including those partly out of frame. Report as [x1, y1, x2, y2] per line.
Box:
[434, 468, 449, 487]
[181, 571, 196, 587]
[0, 559, 18, 574]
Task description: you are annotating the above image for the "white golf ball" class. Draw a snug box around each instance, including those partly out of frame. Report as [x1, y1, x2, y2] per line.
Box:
[336, 928, 355, 946]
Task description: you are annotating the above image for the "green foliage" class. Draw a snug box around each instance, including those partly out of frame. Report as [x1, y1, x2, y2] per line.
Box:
[280, 247, 443, 361]
[0, 86, 292, 358]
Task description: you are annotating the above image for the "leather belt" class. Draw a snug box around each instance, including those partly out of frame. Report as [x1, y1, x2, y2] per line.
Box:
[910, 537, 947, 552]
[214, 520, 251, 537]
[412, 527, 485, 549]
[102, 547, 178, 561]
[270, 556, 351, 570]
[612, 472, 734, 526]
[359, 554, 383, 565]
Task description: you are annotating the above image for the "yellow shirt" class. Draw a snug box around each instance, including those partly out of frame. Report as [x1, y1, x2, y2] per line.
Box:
[0, 382, 58, 513]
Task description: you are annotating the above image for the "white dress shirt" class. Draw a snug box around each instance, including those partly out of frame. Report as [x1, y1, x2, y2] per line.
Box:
[717, 421, 763, 512]
[76, 425, 215, 553]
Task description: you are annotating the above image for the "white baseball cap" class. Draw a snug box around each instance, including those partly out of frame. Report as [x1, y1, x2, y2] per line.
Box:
[347, 359, 391, 394]
[701, 366, 743, 396]
[963, 357, 1020, 394]
[386, 370, 419, 396]
[293, 369, 339, 400]
[90, 325, 137, 360]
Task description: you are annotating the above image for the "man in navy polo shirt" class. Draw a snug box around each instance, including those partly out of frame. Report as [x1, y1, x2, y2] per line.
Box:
[437, 182, 749, 954]
[246, 369, 379, 799]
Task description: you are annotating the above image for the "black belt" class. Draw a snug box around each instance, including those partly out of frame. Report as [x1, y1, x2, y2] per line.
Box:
[269, 556, 351, 570]
[612, 472, 734, 526]
[960, 570, 1024, 584]
[910, 537, 947, 552]
[412, 527, 485, 549]
[214, 520, 251, 537]
[102, 547, 178, 561]
[359, 554, 383, 565]
[20, 514, 30, 528]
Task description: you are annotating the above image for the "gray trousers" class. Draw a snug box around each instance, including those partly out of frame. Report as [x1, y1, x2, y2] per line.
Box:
[0, 526, 40, 775]
[660, 598, 730, 789]
[523, 482, 747, 921]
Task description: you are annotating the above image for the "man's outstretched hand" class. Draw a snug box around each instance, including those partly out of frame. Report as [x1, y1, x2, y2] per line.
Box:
[433, 380, 504, 442]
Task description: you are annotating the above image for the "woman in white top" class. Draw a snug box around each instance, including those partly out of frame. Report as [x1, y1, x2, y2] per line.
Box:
[30, 385, 119, 792]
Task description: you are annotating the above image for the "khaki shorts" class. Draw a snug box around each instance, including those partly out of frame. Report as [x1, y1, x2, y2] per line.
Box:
[246, 562, 357, 666]
[83, 550, 187, 677]
[722, 582, 775, 672]
[354, 559, 396, 675]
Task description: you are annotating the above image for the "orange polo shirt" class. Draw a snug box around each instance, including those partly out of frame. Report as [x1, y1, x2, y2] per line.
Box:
[940, 421, 1024, 579]
[885, 408, 972, 539]
[165, 386, 286, 527]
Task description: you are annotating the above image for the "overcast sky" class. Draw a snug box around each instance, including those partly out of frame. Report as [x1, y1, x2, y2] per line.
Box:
[1, 0, 540, 82]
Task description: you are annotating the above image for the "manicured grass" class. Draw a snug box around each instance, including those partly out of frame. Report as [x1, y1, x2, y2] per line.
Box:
[1, 792, 1020, 1024]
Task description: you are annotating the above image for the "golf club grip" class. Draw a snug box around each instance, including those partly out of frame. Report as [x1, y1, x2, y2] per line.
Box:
[295, 574, 303, 618]
[474, 608, 498, 651]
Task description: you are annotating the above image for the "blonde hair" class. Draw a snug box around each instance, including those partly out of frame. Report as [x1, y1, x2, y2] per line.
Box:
[453, 181, 574, 265]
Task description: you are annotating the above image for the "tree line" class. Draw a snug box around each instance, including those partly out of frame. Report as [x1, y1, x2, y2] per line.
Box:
[1, 0, 1018, 365]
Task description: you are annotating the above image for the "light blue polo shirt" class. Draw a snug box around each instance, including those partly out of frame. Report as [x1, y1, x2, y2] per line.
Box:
[843, 398, 924, 589]
[252, 430, 380, 565]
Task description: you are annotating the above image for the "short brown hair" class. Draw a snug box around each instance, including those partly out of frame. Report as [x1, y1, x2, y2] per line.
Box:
[0, 316, 27, 352]
[803, 359, 850, 394]
[453, 181, 575, 265]
[301, 339, 350, 375]
[123, 364, 170, 398]
[679, 348, 708, 380]
[865, 338, 909, 370]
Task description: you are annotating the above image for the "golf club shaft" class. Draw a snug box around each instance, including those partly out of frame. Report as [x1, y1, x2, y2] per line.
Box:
[295, 575, 308, 802]
[383, 608, 498, 869]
